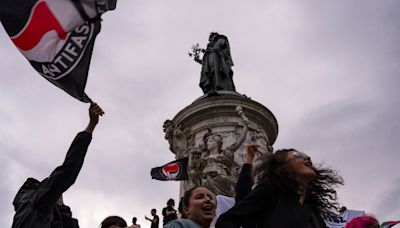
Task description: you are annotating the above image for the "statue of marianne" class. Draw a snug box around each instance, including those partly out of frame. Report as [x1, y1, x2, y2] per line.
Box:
[193, 32, 236, 94]
[193, 107, 249, 196]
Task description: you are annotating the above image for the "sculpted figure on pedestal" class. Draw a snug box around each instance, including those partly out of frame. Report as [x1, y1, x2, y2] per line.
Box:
[191, 32, 236, 94]
[163, 120, 194, 158]
[191, 106, 249, 196]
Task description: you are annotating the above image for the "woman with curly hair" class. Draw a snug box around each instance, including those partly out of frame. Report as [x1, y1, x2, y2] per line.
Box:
[216, 148, 344, 228]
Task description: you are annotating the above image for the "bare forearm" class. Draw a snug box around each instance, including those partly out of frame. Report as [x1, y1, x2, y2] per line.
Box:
[84, 120, 97, 134]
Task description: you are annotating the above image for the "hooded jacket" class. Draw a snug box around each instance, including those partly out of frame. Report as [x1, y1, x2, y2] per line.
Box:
[12, 131, 92, 228]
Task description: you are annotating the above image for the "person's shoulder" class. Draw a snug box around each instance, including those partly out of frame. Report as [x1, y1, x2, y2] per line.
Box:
[163, 219, 182, 228]
[255, 182, 279, 189]
[164, 219, 200, 228]
[128, 225, 141, 228]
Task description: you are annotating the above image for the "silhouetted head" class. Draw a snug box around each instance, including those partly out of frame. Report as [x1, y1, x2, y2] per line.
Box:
[13, 178, 41, 211]
[132, 217, 137, 224]
[209, 32, 219, 42]
[100, 215, 127, 228]
[151, 208, 156, 216]
[167, 198, 175, 207]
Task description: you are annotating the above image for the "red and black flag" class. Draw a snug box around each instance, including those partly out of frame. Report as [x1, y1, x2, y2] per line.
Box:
[0, 0, 116, 102]
[151, 157, 189, 181]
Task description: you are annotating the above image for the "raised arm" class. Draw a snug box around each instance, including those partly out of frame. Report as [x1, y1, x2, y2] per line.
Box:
[85, 102, 104, 133]
[229, 124, 248, 152]
[34, 103, 104, 209]
[235, 145, 258, 202]
[228, 106, 249, 152]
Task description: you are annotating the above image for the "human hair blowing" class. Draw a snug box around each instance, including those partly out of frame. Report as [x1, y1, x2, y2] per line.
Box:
[254, 149, 344, 219]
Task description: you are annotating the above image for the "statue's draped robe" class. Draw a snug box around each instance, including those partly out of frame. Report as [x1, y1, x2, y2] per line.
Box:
[200, 36, 235, 93]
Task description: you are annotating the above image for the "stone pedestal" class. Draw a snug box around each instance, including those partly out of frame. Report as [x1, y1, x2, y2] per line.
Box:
[163, 91, 278, 197]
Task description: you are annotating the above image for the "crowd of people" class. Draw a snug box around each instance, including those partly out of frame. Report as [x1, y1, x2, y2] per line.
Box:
[11, 103, 387, 228]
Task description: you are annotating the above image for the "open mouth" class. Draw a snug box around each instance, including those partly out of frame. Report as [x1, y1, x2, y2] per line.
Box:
[304, 161, 313, 167]
[201, 204, 214, 214]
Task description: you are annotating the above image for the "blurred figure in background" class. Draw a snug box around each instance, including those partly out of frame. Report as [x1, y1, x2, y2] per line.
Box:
[162, 199, 178, 225]
[127, 217, 140, 228]
[145, 209, 159, 228]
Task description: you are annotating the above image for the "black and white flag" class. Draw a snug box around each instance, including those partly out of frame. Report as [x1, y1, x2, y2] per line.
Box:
[151, 157, 189, 181]
[0, 0, 116, 102]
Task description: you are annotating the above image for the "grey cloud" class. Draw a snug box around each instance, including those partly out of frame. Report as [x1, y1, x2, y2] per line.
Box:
[374, 178, 400, 220]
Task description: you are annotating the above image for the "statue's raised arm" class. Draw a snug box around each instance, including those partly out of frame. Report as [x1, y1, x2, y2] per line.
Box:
[227, 106, 249, 152]
[198, 106, 250, 196]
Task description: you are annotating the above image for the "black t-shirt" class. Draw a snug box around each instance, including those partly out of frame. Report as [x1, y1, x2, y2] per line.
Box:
[151, 215, 159, 228]
[162, 206, 178, 225]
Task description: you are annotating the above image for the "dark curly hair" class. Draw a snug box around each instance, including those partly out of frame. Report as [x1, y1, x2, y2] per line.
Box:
[254, 148, 344, 219]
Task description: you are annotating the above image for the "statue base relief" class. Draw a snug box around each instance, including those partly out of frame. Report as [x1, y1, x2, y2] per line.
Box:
[163, 91, 278, 197]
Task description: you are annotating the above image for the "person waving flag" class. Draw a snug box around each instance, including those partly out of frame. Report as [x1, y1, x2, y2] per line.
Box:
[0, 0, 117, 102]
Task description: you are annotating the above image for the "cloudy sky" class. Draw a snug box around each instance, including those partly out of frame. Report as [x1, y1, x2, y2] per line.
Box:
[1, 0, 399, 227]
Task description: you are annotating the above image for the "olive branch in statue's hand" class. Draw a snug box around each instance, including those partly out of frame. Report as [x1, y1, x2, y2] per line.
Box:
[188, 43, 205, 61]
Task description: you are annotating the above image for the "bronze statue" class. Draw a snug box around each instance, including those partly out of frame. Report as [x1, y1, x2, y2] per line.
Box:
[190, 32, 236, 94]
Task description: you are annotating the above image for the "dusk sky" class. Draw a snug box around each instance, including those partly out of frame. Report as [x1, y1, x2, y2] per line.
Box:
[1, 1, 399, 227]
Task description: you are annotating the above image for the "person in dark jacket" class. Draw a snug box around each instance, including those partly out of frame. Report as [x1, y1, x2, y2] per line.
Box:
[12, 103, 104, 228]
[216, 148, 344, 228]
[162, 198, 178, 225]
